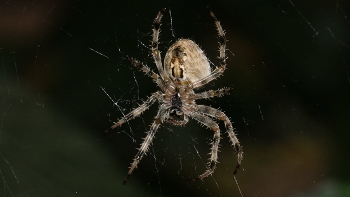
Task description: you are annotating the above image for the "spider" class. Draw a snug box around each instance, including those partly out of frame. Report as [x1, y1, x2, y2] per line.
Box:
[104, 8, 243, 185]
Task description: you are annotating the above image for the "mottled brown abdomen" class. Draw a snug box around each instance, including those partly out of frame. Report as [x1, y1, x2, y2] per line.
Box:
[164, 39, 211, 83]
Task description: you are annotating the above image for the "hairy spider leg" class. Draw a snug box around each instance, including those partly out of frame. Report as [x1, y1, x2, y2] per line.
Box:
[192, 11, 227, 89]
[197, 105, 243, 175]
[104, 92, 160, 134]
[151, 8, 170, 83]
[188, 112, 221, 181]
[123, 109, 163, 184]
[192, 88, 231, 100]
[128, 58, 166, 91]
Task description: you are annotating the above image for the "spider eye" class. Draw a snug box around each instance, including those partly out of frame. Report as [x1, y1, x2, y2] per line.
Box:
[170, 107, 182, 115]
[169, 107, 184, 121]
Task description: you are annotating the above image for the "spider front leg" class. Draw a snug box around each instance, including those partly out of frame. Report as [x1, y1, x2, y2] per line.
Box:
[188, 112, 221, 181]
[197, 105, 243, 175]
[104, 92, 160, 134]
[123, 113, 162, 184]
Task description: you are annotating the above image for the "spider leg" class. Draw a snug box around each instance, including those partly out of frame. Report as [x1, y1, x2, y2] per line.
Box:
[188, 112, 221, 181]
[104, 92, 160, 134]
[192, 11, 227, 89]
[128, 58, 166, 91]
[123, 115, 162, 185]
[151, 8, 170, 82]
[197, 105, 243, 175]
[193, 88, 231, 100]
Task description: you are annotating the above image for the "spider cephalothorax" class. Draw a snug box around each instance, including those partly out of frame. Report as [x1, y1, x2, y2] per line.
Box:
[105, 9, 243, 185]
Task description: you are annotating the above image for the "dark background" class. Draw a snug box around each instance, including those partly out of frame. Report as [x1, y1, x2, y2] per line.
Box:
[1, 0, 349, 196]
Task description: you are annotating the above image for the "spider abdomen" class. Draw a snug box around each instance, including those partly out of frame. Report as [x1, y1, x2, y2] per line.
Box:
[164, 39, 211, 83]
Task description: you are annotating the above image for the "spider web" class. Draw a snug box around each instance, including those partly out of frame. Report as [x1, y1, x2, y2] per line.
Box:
[0, 0, 350, 197]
